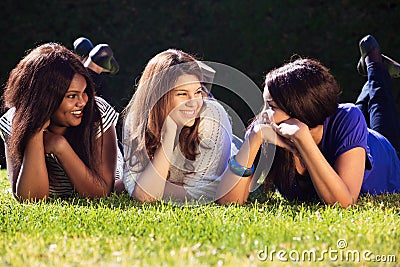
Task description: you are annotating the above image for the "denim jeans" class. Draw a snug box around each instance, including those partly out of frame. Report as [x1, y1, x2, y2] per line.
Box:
[355, 62, 400, 155]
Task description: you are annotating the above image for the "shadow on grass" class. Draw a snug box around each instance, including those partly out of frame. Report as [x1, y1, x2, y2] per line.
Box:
[3, 172, 400, 213]
[246, 185, 400, 213]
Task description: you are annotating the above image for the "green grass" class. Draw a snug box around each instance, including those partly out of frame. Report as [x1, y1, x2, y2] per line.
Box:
[1, 170, 399, 267]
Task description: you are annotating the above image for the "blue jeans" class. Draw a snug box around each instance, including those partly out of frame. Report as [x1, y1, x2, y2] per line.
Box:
[355, 62, 400, 155]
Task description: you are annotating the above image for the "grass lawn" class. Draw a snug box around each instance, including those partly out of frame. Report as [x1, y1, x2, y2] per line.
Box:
[0, 169, 399, 267]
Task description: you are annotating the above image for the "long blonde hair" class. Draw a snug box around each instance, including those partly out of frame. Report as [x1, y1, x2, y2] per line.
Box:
[123, 49, 204, 170]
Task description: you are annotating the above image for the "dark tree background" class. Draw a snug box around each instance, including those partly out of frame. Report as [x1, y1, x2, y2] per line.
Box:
[1, 0, 400, 168]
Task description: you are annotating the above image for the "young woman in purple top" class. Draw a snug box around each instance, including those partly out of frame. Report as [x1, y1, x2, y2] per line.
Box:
[217, 35, 400, 207]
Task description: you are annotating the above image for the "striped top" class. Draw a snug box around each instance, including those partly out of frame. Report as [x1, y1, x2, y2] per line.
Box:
[0, 96, 123, 198]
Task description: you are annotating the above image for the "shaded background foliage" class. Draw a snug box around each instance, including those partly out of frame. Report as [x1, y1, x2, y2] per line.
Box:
[0, 0, 399, 166]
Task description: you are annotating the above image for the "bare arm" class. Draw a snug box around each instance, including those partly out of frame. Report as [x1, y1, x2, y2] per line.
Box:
[131, 116, 177, 202]
[132, 140, 176, 202]
[217, 123, 296, 204]
[291, 131, 365, 207]
[45, 126, 117, 198]
[275, 119, 365, 207]
[216, 131, 261, 204]
[10, 129, 50, 201]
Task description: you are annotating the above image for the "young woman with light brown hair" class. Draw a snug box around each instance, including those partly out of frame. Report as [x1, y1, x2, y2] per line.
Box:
[122, 49, 234, 203]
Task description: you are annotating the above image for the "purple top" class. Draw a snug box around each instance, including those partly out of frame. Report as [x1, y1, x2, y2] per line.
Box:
[321, 103, 400, 195]
[246, 103, 399, 200]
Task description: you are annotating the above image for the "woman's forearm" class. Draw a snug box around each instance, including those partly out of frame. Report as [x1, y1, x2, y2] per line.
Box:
[216, 131, 262, 204]
[54, 141, 110, 197]
[133, 130, 176, 202]
[293, 134, 363, 207]
[55, 128, 117, 198]
[16, 131, 49, 201]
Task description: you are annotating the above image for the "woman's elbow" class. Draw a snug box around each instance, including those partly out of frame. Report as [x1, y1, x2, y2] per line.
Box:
[132, 188, 158, 203]
[216, 194, 246, 205]
[94, 175, 115, 197]
[135, 195, 157, 203]
[80, 183, 113, 198]
[325, 196, 357, 208]
[97, 188, 113, 198]
[14, 190, 48, 202]
[216, 183, 249, 205]
[340, 197, 357, 208]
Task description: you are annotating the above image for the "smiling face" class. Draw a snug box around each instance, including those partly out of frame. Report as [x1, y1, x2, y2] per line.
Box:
[262, 86, 290, 125]
[169, 74, 203, 127]
[49, 73, 88, 134]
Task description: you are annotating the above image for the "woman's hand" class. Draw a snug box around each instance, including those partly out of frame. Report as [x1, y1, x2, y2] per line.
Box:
[161, 115, 178, 145]
[27, 118, 64, 155]
[272, 118, 310, 142]
[252, 122, 299, 156]
[43, 130, 67, 155]
[40, 119, 51, 132]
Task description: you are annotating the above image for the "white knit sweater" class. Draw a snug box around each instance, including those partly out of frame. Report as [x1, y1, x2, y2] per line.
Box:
[123, 99, 235, 202]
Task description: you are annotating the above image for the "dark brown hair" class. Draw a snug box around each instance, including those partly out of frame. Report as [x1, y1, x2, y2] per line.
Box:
[3, 43, 102, 179]
[263, 58, 342, 199]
